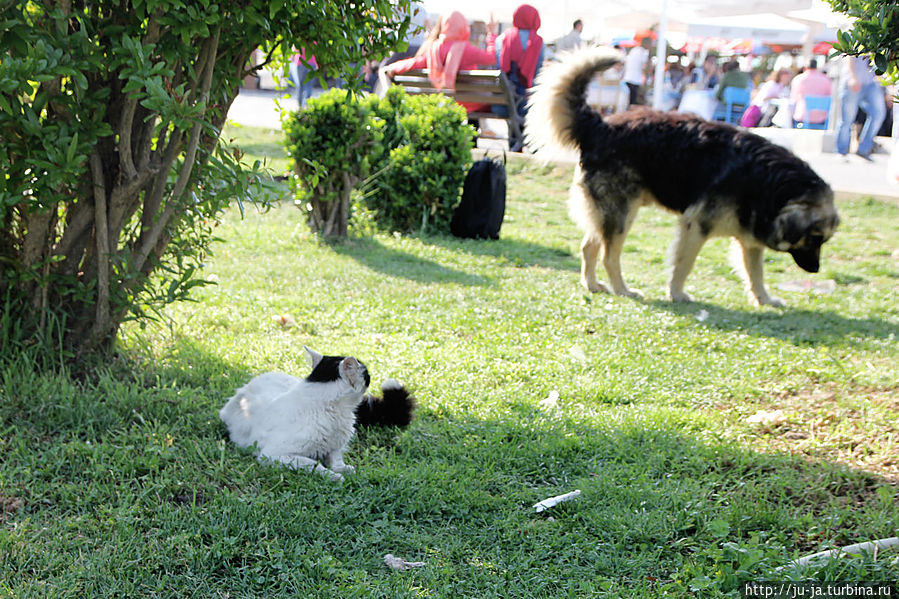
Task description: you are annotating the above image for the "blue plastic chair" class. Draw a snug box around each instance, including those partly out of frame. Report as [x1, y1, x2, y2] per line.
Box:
[798, 95, 831, 130]
[722, 86, 751, 124]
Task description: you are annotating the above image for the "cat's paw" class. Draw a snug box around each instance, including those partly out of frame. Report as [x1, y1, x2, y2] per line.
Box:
[324, 469, 345, 482]
[313, 463, 345, 481]
[332, 464, 355, 474]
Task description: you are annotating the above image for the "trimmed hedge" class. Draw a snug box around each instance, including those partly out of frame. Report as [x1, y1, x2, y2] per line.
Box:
[283, 86, 474, 237]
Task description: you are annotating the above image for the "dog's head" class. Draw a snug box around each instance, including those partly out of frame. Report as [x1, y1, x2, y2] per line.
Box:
[768, 190, 839, 273]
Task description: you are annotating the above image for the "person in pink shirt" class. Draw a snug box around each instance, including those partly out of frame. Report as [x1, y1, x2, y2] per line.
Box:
[384, 11, 498, 114]
[789, 59, 832, 125]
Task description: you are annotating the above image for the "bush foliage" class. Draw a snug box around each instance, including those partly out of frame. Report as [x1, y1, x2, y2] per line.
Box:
[829, 0, 899, 84]
[0, 0, 411, 358]
[283, 86, 474, 237]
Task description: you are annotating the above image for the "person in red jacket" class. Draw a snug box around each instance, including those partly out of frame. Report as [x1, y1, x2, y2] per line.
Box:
[384, 11, 498, 114]
[495, 4, 543, 115]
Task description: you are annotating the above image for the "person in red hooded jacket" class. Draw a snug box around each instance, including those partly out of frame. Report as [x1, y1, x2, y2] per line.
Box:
[384, 11, 498, 114]
[496, 4, 543, 104]
[493, 4, 544, 149]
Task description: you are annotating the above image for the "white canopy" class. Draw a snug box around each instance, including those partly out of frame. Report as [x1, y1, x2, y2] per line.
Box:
[686, 12, 809, 44]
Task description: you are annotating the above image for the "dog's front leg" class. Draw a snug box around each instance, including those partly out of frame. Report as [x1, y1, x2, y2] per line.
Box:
[668, 218, 707, 302]
[737, 242, 785, 307]
[602, 230, 643, 299]
[580, 235, 611, 294]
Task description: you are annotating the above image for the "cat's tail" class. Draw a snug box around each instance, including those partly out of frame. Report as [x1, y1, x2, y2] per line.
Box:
[355, 379, 416, 428]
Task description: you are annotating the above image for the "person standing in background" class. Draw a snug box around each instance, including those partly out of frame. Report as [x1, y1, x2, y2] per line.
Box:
[289, 48, 317, 108]
[836, 56, 886, 160]
[622, 34, 653, 108]
[494, 3, 544, 150]
[555, 19, 583, 53]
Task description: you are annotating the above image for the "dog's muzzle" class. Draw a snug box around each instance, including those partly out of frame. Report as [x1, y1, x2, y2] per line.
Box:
[789, 247, 820, 273]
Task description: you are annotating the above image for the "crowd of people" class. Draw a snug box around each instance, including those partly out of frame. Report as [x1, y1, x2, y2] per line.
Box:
[279, 4, 895, 160]
[619, 39, 893, 160]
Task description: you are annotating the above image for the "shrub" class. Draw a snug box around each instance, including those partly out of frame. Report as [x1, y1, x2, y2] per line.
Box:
[283, 86, 474, 238]
[364, 92, 475, 235]
[283, 89, 386, 237]
[829, 0, 899, 84]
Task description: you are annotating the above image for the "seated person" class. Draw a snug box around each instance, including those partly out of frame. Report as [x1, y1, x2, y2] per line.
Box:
[715, 60, 751, 102]
[383, 11, 498, 114]
[749, 68, 792, 126]
[789, 59, 832, 126]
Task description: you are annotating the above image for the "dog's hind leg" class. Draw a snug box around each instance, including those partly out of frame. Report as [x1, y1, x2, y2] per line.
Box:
[734, 240, 785, 307]
[668, 216, 708, 302]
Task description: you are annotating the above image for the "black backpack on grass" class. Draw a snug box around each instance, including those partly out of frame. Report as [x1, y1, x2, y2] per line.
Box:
[450, 154, 506, 240]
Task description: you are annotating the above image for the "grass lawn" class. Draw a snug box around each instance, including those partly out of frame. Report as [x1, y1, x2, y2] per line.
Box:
[2, 125, 898, 597]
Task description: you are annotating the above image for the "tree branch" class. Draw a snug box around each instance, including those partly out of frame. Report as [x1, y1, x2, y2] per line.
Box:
[133, 26, 220, 275]
[87, 149, 111, 349]
[117, 14, 162, 182]
[117, 97, 139, 180]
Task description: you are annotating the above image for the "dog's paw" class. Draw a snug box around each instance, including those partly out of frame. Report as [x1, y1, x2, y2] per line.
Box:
[617, 287, 644, 300]
[332, 464, 355, 475]
[669, 290, 693, 303]
[755, 294, 786, 308]
[582, 278, 611, 294]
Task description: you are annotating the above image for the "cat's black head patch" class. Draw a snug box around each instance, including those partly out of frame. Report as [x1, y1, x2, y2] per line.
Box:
[307, 355, 370, 388]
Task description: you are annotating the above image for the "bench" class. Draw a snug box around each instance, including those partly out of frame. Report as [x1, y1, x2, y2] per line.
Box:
[381, 69, 524, 151]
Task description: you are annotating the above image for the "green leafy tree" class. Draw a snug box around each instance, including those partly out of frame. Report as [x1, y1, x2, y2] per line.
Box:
[829, 0, 899, 84]
[0, 0, 410, 357]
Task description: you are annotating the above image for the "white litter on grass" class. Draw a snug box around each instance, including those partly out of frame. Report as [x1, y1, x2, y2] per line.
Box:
[533, 489, 581, 513]
[775, 536, 899, 572]
[383, 554, 426, 571]
[696, 309, 709, 322]
[745, 409, 787, 427]
[538, 390, 560, 410]
[774, 279, 836, 294]
[569, 345, 587, 363]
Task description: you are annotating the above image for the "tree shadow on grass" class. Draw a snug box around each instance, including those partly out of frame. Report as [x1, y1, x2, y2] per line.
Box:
[3, 339, 897, 596]
[328, 236, 493, 286]
[422, 234, 579, 272]
[647, 299, 899, 348]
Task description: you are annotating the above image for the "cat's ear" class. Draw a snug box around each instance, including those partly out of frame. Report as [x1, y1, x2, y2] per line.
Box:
[340, 357, 362, 388]
[304, 346, 324, 370]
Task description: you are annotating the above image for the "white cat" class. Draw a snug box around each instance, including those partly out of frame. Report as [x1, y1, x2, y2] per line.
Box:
[220, 347, 414, 481]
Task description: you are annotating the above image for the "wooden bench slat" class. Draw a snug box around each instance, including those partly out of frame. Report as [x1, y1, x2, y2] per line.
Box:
[382, 67, 524, 150]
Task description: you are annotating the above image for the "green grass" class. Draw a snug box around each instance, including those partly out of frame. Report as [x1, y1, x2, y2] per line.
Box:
[2, 127, 898, 597]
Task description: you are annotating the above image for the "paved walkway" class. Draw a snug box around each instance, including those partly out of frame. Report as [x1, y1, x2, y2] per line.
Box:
[227, 88, 899, 203]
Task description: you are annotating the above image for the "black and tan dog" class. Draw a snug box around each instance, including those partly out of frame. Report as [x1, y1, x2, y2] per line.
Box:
[526, 48, 839, 306]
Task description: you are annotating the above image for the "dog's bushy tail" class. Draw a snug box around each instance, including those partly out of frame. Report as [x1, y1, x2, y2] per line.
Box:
[355, 379, 416, 428]
[525, 47, 622, 153]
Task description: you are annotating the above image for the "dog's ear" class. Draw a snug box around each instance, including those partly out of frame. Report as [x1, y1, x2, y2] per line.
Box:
[772, 205, 811, 249]
[304, 346, 324, 370]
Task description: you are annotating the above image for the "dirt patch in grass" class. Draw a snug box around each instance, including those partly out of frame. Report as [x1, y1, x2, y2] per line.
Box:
[0, 495, 24, 521]
[723, 383, 899, 483]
